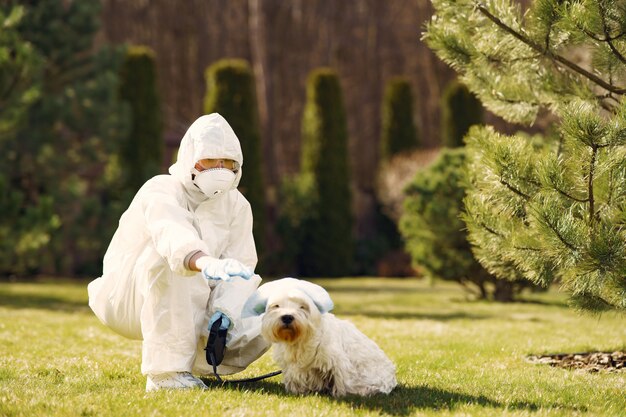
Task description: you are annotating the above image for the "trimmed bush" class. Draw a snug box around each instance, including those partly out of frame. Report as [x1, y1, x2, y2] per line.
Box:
[400, 148, 529, 301]
[440, 80, 483, 148]
[118, 45, 163, 193]
[380, 77, 419, 160]
[204, 59, 266, 262]
[299, 68, 353, 277]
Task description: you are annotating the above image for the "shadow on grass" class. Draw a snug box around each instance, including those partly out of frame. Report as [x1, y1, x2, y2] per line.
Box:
[322, 284, 435, 295]
[0, 287, 90, 313]
[203, 380, 586, 416]
[319, 280, 569, 306]
[202, 377, 286, 395]
[513, 298, 569, 308]
[336, 310, 492, 321]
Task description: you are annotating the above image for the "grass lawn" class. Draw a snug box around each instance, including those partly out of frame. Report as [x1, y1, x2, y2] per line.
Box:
[0, 277, 624, 417]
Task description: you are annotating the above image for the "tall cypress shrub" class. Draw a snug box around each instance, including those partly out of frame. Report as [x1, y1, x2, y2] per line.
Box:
[118, 45, 163, 194]
[300, 68, 353, 277]
[380, 77, 419, 160]
[366, 77, 418, 275]
[441, 80, 483, 148]
[204, 59, 266, 261]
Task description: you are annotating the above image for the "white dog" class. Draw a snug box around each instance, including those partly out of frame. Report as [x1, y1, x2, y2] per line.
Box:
[243, 278, 397, 397]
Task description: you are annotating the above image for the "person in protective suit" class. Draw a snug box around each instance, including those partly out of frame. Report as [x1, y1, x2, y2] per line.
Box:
[88, 113, 269, 391]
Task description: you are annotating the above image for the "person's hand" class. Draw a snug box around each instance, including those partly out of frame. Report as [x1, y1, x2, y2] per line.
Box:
[197, 256, 253, 281]
[209, 311, 231, 331]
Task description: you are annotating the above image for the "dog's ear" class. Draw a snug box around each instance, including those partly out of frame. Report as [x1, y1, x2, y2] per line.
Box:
[241, 278, 334, 317]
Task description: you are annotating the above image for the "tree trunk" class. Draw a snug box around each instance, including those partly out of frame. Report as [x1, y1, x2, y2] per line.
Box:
[493, 280, 515, 302]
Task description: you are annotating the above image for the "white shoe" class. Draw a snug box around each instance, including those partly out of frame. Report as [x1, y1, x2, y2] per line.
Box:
[145, 372, 208, 392]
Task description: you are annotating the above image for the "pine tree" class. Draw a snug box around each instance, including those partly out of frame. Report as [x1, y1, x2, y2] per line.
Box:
[0, 6, 41, 136]
[0, 5, 51, 275]
[300, 68, 353, 277]
[204, 59, 266, 263]
[380, 77, 419, 160]
[2, 0, 129, 276]
[425, 0, 626, 311]
[118, 45, 163, 194]
[440, 80, 484, 148]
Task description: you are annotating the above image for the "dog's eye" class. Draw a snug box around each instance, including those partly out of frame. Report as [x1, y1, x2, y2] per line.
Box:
[300, 305, 309, 311]
[270, 304, 280, 310]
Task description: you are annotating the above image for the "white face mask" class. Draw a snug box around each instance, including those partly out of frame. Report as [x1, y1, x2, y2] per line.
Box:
[192, 168, 237, 199]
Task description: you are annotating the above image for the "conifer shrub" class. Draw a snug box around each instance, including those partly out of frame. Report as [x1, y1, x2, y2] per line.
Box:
[204, 59, 266, 262]
[380, 77, 419, 160]
[298, 68, 353, 277]
[400, 148, 529, 300]
[118, 45, 163, 193]
[440, 80, 483, 148]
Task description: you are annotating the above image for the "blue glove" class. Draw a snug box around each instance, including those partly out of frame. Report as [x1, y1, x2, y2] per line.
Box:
[209, 311, 231, 331]
[197, 257, 253, 281]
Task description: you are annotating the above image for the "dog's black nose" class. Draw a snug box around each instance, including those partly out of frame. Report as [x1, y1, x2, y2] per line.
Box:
[281, 315, 294, 325]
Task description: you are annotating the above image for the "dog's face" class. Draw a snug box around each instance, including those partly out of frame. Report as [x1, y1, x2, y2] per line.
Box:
[261, 289, 322, 344]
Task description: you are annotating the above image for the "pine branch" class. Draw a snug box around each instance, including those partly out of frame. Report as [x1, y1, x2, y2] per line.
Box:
[485, 53, 544, 64]
[471, 71, 541, 107]
[599, 2, 626, 65]
[478, 221, 505, 238]
[580, 27, 626, 43]
[498, 96, 542, 107]
[543, 214, 578, 251]
[588, 145, 598, 227]
[476, 4, 626, 95]
[607, 169, 614, 207]
[604, 31, 626, 65]
[543, 17, 553, 52]
[552, 186, 590, 203]
[607, 32, 626, 41]
[596, 93, 620, 112]
[513, 245, 541, 252]
[500, 177, 531, 199]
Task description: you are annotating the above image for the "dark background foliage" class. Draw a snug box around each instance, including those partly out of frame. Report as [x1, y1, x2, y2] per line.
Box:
[1, 0, 534, 281]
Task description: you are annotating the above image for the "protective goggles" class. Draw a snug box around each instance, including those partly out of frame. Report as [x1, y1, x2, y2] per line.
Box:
[196, 158, 240, 172]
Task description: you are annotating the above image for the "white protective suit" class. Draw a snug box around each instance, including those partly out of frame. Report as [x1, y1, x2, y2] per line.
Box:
[88, 113, 269, 376]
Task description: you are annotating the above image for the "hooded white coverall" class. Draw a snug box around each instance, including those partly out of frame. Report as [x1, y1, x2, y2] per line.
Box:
[87, 114, 269, 376]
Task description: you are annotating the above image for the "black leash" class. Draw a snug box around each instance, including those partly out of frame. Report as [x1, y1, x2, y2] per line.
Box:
[208, 360, 282, 384]
[204, 317, 281, 384]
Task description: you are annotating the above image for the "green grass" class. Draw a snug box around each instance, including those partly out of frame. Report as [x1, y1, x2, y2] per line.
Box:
[0, 278, 624, 417]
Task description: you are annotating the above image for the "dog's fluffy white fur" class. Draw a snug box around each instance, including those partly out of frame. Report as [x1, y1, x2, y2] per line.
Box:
[256, 281, 397, 397]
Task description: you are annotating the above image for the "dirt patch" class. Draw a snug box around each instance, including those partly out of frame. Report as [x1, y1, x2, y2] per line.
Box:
[526, 351, 626, 372]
